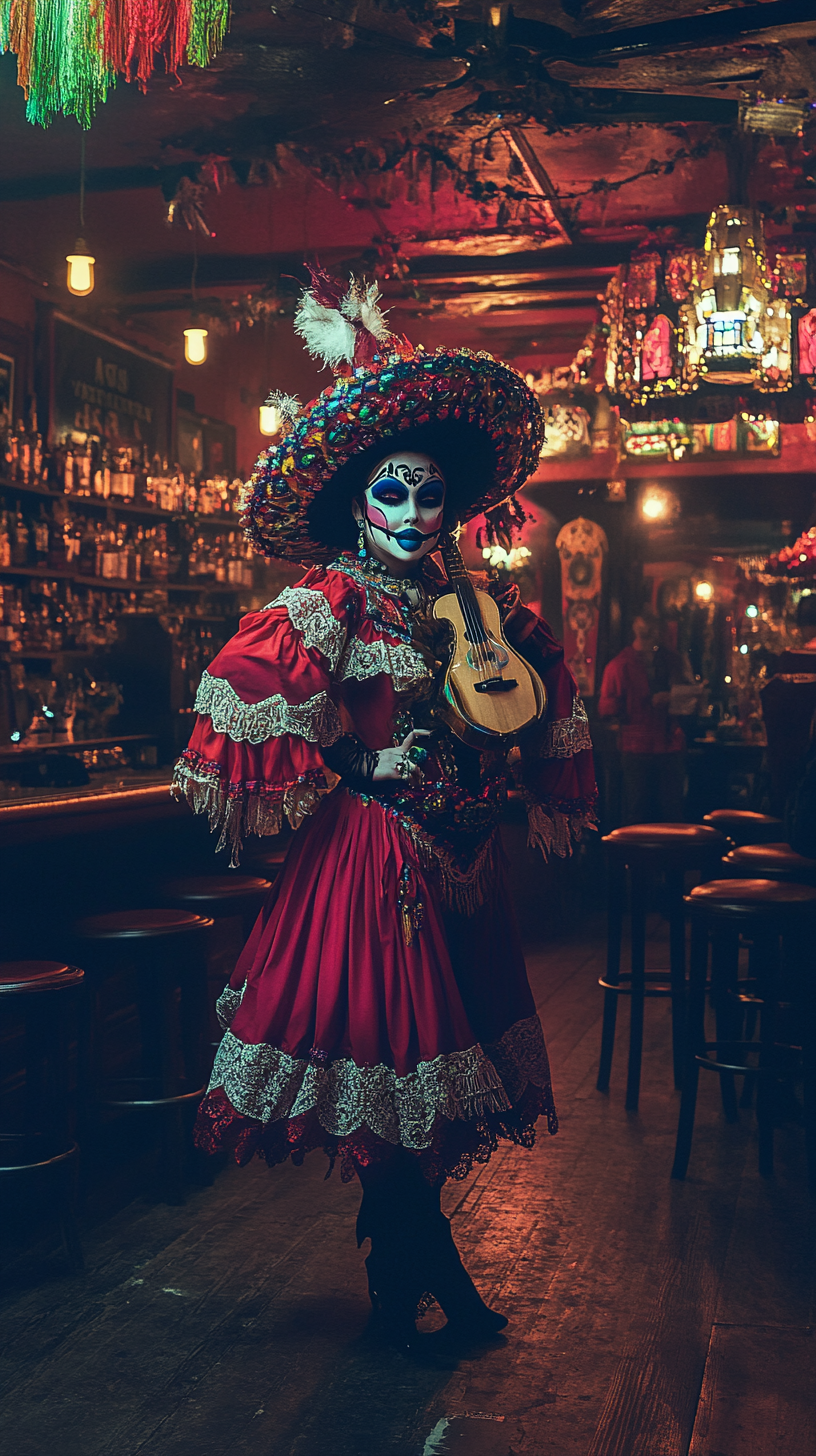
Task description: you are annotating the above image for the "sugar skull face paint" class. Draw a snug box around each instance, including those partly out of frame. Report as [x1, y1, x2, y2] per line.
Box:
[356, 452, 446, 567]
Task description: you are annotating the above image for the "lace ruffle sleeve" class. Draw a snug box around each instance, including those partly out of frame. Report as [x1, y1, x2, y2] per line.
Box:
[172, 566, 360, 863]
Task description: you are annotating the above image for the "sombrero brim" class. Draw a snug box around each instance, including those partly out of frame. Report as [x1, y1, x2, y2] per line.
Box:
[242, 347, 545, 565]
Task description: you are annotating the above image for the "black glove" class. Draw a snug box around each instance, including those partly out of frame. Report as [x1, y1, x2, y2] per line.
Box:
[322, 733, 379, 790]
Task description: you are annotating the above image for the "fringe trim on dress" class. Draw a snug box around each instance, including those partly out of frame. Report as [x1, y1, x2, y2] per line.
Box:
[525, 799, 598, 859]
[171, 752, 327, 866]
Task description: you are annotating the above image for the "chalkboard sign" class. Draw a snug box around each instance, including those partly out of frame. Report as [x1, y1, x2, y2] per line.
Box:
[49, 312, 173, 459]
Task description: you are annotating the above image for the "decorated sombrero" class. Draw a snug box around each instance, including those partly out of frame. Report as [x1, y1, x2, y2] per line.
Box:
[242, 267, 546, 566]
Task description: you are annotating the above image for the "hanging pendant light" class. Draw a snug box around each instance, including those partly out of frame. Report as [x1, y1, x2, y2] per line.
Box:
[184, 327, 209, 365]
[66, 138, 95, 297]
[183, 236, 208, 365]
[66, 239, 96, 296]
[258, 401, 280, 435]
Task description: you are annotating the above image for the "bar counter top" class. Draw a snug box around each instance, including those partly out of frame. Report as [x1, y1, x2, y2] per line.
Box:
[0, 771, 185, 844]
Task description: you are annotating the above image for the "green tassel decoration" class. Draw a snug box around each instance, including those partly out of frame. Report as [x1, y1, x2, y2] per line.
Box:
[0, 0, 231, 127]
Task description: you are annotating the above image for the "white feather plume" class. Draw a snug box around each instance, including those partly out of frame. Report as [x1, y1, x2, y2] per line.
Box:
[341, 278, 392, 343]
[264, 390, 302, 430]
[294, 292, 356, 369]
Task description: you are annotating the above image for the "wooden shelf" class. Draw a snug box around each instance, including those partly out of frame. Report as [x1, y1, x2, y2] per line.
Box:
[0, 477, 241, 528]
[0, 563, 247, 593]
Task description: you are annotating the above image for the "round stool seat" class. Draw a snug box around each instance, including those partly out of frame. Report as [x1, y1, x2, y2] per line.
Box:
[604, 822, 727, 864]
[160, 875, 271, 915]
[703, 809, 783, 845]
[74, 909, 211, 940]
[241, 846, 289, 876]
[722, 842, 816, 885]
[0, 961, 83, 995]
[687, 877, 816, 916]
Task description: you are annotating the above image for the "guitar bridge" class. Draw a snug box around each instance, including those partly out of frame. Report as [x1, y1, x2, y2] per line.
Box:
[474, 678, 518, 694]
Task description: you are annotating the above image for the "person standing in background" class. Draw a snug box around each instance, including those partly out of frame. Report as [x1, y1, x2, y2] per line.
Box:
[598, 610, 687, 824]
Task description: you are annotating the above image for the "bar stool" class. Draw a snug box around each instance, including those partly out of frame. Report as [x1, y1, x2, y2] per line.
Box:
[703, 809, 784, 846]
[722, 842, 816, 887]
[241, 842, 290, 882]
[672, 879, 816, 1190]
[73, 910, 213, 1204]
[159, 876, 272, 941]
[0, 961, 85, 1271]
[599, 823, 728, 1111]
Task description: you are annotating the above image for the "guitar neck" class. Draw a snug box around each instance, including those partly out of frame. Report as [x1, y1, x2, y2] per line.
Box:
[440, 535, 488, 645]
[439, 534, 472, 585]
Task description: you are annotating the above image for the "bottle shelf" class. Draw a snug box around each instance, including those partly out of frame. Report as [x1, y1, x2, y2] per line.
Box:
[0, 477, 241, 528]
[0, 563, 249, 593]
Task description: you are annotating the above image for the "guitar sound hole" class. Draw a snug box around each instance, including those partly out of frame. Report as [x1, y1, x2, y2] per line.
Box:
[466, 641, 509, 672]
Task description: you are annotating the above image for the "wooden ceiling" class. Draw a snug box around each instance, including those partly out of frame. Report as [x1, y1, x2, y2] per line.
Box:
[2, 0, 816, 365]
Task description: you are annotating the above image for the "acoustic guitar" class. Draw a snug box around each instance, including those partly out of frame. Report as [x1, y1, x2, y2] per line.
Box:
[433, 534, 546, 745]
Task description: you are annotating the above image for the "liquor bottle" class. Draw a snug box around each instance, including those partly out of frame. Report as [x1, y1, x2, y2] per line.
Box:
[4, 421, 18, 481]
[63, 440, 76, 496]
[33, 503, 50, 564]
[78, 439, 93, 496]
[48, 504, 68, 570]
[79, 515, 97, 576]
[16, 419, 31, 486]
[11, 504, 29, 567]
[214, 534, 226, 583]
[27, 399, 43, 483]
[0, 506, 11, 568]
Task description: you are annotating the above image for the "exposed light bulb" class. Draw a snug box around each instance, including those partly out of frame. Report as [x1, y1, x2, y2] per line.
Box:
[184, 327, 208, 365]
[259, 403, 281, 436]
[695, 581, 714, 602]
[66, 239, 95, 296]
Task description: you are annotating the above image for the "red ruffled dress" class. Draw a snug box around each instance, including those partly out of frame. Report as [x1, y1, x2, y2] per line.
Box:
[173, 552, 597, 1184]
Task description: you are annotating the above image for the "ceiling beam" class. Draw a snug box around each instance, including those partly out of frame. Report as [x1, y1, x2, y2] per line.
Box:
[496, 0, 816, 63]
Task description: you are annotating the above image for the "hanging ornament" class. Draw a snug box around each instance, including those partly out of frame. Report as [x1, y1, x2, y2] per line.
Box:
[0, 0, 231, 127]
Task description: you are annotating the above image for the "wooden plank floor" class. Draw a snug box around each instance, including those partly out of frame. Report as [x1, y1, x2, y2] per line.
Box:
[1, 920, 814, 1456]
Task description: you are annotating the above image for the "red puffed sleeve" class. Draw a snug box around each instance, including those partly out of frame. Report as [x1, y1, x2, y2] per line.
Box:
[502, 596, 598, 857]
[172, 566, 361, 863]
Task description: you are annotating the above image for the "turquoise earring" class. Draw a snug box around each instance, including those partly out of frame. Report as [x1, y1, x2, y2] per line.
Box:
[357, 521, 367, 559]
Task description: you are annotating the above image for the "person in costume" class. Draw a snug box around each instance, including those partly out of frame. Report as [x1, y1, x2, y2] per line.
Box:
[173, 270, 597, 1358]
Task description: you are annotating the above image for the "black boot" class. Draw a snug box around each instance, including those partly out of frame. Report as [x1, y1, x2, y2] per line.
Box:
[357, 1165, 458, 1366]
[423, 1208, 508, 1345]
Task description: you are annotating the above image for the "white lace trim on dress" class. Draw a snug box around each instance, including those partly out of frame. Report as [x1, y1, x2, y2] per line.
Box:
[194, 670, 342, 746]
[208, 998, 552, 1150]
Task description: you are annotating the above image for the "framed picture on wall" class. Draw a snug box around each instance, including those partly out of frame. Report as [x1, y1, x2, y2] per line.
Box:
[0, 351, 15, 434]
[39, 306, 173, 459]
[202, 417, 236, 477]
[176, 409, 204, 474]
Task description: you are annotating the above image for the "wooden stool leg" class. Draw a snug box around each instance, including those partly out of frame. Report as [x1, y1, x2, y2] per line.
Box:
[755, 928, 780, 1180]
[597, 856, 625, 1093]
[711, 929, 739, 1123]
[667, 868, 687, 1090]
[802, 949, 816, 1200]
[625, 862, 647, 1112]
[672, 913, 709, 1179]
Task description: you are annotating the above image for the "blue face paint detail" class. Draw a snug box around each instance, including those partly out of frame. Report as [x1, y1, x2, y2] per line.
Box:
[393, 529, 427, 551]
[371, 481, 409, 506]
[416, 480, 444, 508]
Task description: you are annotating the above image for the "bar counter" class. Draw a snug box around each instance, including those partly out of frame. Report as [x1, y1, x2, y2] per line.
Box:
[0, 766, 221, 960]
